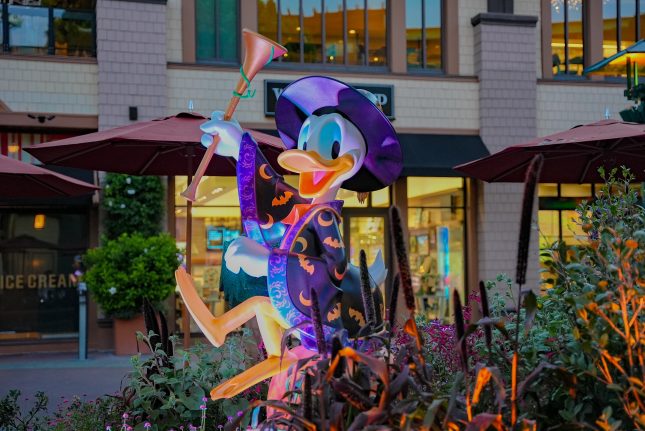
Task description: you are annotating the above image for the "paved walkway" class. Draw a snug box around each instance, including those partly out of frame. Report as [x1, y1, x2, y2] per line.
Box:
[0, 352, 134, 410]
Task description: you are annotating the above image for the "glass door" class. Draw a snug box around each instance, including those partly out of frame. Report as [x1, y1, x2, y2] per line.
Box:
[342, 209, 390, 291]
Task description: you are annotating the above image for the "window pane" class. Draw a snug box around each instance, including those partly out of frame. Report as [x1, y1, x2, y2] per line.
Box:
[538, 183, 558, 197]
[621, 0, 637, 51]
[8, 5, 49, 55]
[407, 177, 464, 208]
[216, 0, 238, 61]
[408, 207, 465, 322]
[425, 0, 442, 69]
[538, 210, 559, 248]
[175, 176, 240, 206]
[325, 0, 344, 63]
[367, 0, 386, 65]
[604, 0, 619, 59]
[372, 187, 390, 207]
[346, 0, 366, 65]
[336, 189, 368, 207]
[196, 0, 237, 61]
[568, 1, 584, 75]
[258, 0, 278, 43]
[551, 0, 566, 75]
[52, 9, 94, 57]
[640, 0, 645, 39]
[281, 0, 301, 62]
[196, 0, 216, 60]
[303, 0, 322, 63]
[406, 0, 422, 67]
[560, 183, 592, 197]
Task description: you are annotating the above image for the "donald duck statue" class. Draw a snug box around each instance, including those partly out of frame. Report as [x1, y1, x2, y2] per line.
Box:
[175, 75, 402, 401]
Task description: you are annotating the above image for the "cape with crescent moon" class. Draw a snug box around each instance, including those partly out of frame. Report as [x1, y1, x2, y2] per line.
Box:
[236, 133, 382, 345]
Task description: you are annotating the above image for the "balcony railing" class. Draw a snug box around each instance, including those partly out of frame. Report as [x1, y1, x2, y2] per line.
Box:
[1, 3, 95, 58]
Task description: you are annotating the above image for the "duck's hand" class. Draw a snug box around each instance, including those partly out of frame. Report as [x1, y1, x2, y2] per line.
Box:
[224, 236, 270, 278]
[200, 111, 244, 161]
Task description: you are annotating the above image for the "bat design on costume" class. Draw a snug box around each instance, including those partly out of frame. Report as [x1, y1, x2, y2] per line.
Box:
[297, 253, 315, 275]
[323, 237, 344, 249]
[272, 191, 293, 206]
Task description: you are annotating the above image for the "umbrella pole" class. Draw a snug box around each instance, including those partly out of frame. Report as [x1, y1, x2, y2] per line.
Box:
[182, 159, 194, 348]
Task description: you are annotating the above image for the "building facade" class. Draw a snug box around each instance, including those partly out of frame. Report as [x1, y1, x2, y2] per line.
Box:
[0, 0, 631, 353]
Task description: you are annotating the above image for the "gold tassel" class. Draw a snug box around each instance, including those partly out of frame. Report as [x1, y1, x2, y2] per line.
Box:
[356, 192, 369, 204]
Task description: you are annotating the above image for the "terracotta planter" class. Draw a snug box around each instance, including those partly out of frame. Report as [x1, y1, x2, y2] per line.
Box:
[113, 314, 147, 356]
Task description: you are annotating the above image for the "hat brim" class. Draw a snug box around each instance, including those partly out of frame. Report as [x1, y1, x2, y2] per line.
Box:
[275, 76, 402, 192]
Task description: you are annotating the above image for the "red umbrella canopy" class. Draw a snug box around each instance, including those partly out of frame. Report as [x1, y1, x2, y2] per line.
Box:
[25, 112, 286, 176]
[455, 119, 645, 182]
[0, 154, 98, 197]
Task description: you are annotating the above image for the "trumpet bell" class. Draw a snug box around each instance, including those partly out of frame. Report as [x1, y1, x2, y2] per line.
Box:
[240, 28, 287, 83]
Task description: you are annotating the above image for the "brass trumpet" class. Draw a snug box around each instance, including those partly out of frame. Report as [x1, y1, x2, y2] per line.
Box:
[181, 29, 287, 202]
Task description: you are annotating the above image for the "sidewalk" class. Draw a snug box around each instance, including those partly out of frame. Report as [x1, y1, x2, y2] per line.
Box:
[0, 352, 134, 410]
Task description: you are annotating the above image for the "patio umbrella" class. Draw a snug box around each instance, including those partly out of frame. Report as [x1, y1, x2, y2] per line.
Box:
[25, 112, 286, 345]
[25, 112, 283, 175]
[454, 119, 645, 183]
[0, 154, 98, 197]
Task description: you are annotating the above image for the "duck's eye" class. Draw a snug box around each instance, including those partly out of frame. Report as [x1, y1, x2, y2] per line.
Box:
[302, 141, 307, 151]
[331, 140, 340, 159]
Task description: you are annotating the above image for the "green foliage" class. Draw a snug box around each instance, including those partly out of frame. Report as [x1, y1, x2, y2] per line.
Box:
[103, 173, 164, 240]
[542, 167, 645, 429]
[49, 396, 124, 431]
[0, 390, 49, 431]
[83, 233, 179, 319]
[123, 329, 266, 430]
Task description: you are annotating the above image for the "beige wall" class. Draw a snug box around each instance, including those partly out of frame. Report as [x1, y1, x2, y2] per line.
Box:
[0, 58, 98, 114]
[537, 83, 628, 136]
[459, 0, 486, 77]
[167, 68, 480, 131]
[167, 0, 183, 64]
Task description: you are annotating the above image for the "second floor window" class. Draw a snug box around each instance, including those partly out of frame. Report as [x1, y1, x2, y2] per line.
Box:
[1, 0, 95, 58]
[406, 0, 442, 70]
[257, 0, 387, 67]
[196, 0, 238, 63]
[551, 0, 584, 76]
[603, 0, 645, 60]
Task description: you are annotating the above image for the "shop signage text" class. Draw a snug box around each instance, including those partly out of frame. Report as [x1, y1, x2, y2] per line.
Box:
[264, 80, 395, 119]
[0, 274, 77, 290]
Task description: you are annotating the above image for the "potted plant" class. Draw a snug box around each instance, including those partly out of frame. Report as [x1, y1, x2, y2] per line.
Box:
[84, 233, 179, 355]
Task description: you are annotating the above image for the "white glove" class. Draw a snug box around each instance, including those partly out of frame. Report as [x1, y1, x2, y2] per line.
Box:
[200, 111, 244, 161]
[224, 236, 270, 278]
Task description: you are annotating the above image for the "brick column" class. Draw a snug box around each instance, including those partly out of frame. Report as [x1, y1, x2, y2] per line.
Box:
[96, 0, 168, 130]
[472, 13, 540, 291]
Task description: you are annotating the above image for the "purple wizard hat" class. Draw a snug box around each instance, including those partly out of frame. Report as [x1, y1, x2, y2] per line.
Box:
[274, 76, 402, 192]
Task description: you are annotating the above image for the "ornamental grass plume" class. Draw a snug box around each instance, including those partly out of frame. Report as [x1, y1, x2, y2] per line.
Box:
[516, 154, 544, 286]
[301, 371, 312, 421]
[359, 249, 377, 328]
[387, 273, 400, 330]
[389, 206, 415, 313]
[453, 290, 468, 374]
[478, 280, 492, 350]
[309, 289, 327, 356]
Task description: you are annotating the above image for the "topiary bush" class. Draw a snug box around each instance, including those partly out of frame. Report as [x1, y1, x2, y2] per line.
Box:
[83, 233, 179, 319]
[103, 173, 164, 240]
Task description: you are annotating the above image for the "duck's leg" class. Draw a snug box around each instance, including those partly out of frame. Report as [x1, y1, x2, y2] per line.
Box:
[175, 266, 285, 354]
[211, 346, 316, 400]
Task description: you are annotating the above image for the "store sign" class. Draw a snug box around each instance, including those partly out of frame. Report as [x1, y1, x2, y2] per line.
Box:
[0, 273, 77, 290]
[264, 80, 395, 120]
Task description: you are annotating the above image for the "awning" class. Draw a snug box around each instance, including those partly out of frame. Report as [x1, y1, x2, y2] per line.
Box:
[400, 134, 489, 177]
[256, 130, 489, 178]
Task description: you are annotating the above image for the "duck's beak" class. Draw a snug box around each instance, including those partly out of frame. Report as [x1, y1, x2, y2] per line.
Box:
[278, 150, 354, 198]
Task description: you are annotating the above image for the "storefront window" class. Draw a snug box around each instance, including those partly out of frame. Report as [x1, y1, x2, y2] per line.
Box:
[1, 132, 74, 164]
[406, 0, 442, 70]
[196, 0, 238, 63]
[551, 0, 584, 76]
[538, 183, 595, 249]
[258, 0, 387, 66]
[0, 209, 89, 340]
[407, 177, 465, 322]
[3, 1, 95, 57]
